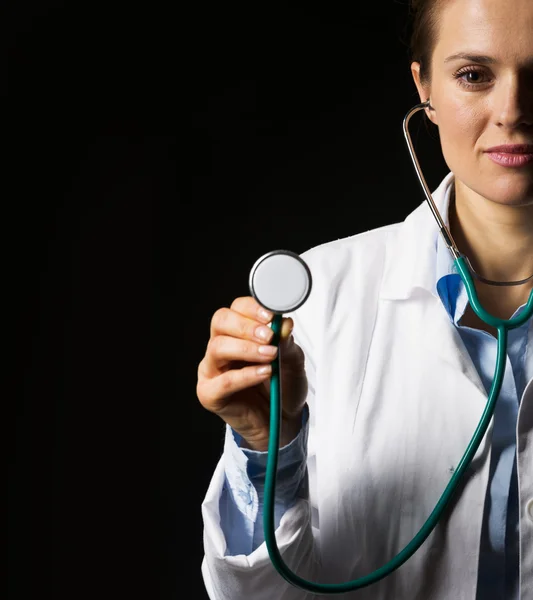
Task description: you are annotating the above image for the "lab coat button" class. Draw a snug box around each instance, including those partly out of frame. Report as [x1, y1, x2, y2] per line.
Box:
[527, 498, 533, 523]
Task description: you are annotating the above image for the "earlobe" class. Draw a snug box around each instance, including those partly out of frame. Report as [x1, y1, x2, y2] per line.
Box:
[426, 99, 438, 125]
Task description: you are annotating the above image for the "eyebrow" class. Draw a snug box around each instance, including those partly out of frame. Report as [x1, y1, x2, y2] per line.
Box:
[444, 53, 497, 64]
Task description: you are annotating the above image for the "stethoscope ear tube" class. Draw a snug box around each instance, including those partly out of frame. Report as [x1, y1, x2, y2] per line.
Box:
[404, 101, 533, 288]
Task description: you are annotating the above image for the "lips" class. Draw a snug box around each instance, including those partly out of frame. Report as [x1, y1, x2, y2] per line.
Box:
[486, 151, 533, 167]
[485, 144, 533, 153]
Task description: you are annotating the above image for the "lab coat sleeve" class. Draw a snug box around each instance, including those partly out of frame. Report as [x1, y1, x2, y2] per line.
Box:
[201, 306, 320, 600]
[220, 408, 310, 556]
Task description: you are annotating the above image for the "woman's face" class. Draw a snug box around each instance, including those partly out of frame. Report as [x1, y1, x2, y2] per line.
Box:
[411, 0, 533, 207]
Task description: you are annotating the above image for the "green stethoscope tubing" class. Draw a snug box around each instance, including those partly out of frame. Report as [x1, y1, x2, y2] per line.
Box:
[264, 266, 533, 594]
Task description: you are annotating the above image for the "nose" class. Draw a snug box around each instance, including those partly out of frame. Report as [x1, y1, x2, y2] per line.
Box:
[492, 73, 533, 130]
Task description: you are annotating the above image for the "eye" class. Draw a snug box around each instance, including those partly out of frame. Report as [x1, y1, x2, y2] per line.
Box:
[453, 67, 492, 88]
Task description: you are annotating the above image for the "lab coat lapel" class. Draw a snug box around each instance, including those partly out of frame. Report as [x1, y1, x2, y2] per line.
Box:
[519, 374, 533, 427]
[380, 172, 487, 400]
[422, 299, 487, 399]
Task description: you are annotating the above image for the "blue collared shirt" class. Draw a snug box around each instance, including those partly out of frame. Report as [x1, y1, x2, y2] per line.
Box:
[219, 191, 531, 600]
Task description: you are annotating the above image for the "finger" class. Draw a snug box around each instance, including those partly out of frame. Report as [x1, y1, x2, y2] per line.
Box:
[279, 334, 305, 370]
[230, 296, 274, 324]
[210, 306, 275, 344]
[278, 320, 305, 368]
[205, 335, 278, 373]
[197, 363, 272, 411]
[280, 316, 294, 340]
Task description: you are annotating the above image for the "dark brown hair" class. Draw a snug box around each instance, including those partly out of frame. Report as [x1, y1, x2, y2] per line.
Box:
[409, 0, 445, 85]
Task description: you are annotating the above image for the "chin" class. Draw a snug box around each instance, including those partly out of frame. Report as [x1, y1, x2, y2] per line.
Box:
[455, 168, 533, 207]
[483, 176, 533, 207]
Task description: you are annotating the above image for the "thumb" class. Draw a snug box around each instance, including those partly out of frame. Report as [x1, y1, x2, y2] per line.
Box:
[278, 316, 305, 373]
[279, 316, 294, 342]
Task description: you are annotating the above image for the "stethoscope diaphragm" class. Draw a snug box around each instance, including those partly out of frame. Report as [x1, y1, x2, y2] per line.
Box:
[249, 250, 312, 314]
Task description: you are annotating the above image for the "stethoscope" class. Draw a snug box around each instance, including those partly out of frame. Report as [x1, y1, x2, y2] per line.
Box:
[247, 99, 533, 595]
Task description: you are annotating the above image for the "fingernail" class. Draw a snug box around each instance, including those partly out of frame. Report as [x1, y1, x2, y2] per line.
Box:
[282, 321, 294, 338]
[255, 325, 273, 341]
[258, 345, 277, 356]
[257, 308, 273, 323]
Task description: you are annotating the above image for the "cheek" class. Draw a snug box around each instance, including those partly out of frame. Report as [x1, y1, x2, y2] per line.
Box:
[437, 100, 484, 157]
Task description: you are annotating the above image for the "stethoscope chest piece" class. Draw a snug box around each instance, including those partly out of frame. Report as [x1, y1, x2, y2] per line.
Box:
[249, 250, 312, 314]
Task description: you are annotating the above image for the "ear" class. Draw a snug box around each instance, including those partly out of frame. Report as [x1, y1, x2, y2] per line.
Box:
[410, 61, 438, 125]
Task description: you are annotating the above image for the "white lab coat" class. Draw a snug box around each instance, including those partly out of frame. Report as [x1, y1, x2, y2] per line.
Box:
[200, 172, 533, 600]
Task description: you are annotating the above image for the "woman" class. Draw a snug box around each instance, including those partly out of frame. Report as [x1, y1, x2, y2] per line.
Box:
[196, 0, 533, 597]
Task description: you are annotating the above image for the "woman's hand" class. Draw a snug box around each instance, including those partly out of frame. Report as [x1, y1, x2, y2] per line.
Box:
[197, 296, 308, 450]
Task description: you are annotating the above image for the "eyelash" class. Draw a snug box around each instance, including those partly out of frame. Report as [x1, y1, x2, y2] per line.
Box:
[453, 67, 492, 89]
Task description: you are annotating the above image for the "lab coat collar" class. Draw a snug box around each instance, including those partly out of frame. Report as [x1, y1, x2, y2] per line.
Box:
[380, 171, 455, 301]
[379, 171, 488, 399]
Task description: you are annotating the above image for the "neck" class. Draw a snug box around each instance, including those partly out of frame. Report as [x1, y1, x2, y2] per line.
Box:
[449, 181, 533, 289]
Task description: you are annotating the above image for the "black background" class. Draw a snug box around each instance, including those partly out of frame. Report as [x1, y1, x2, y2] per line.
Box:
[7, 2, 449, 599]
